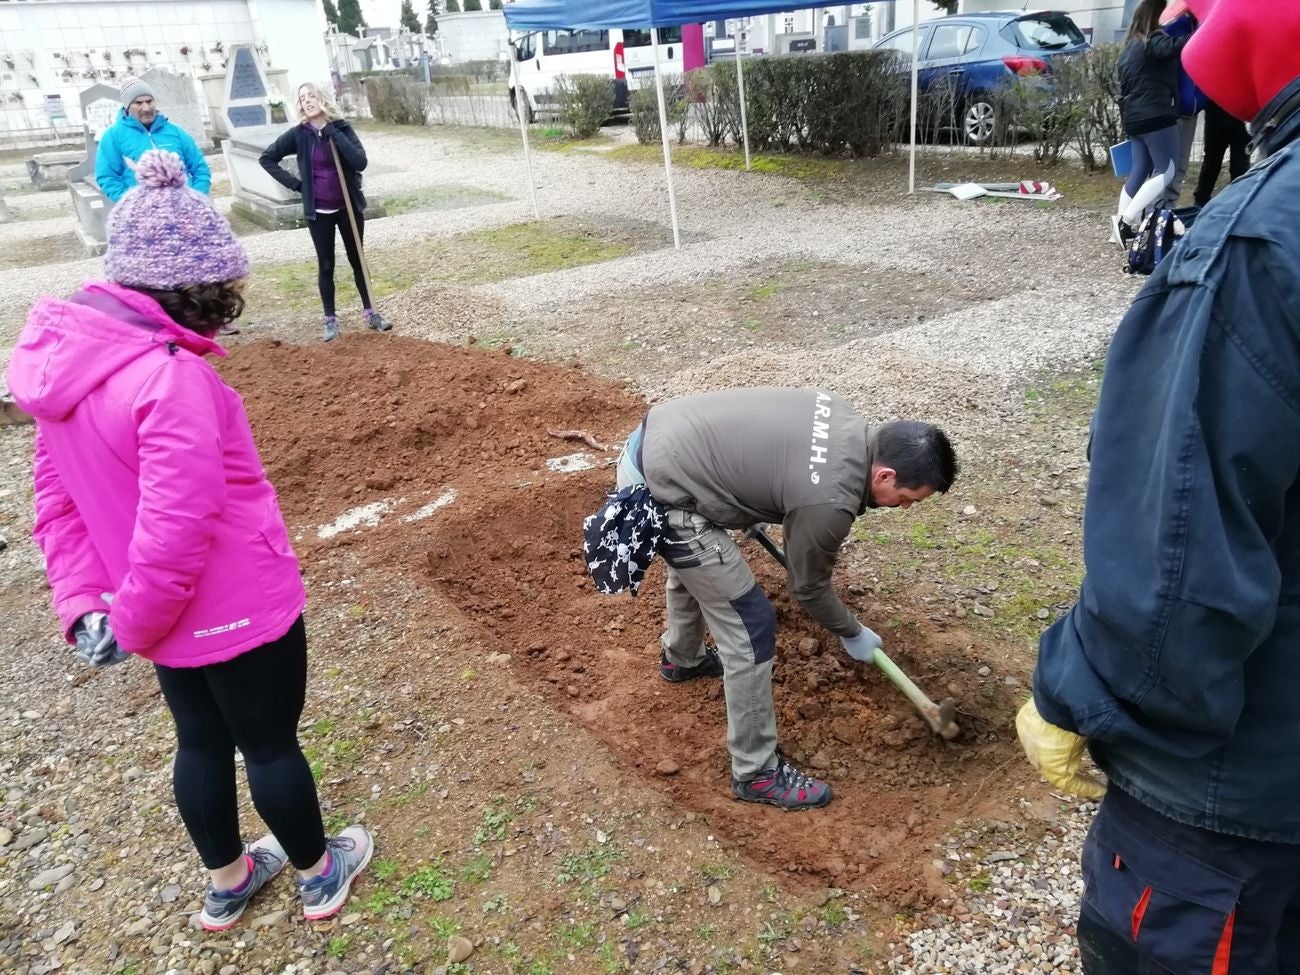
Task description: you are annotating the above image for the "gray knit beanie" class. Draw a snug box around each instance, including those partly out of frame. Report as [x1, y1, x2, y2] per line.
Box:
[120, 77, 154, 107]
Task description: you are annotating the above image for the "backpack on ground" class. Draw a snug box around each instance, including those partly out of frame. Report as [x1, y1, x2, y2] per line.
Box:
[1124, 206, 1199, 275]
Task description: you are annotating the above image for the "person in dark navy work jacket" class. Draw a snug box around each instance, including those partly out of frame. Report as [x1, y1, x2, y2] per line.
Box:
[1016, 0, 1300, 970]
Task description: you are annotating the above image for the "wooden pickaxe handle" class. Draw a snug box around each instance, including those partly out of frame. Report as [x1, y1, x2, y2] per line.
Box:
[744, 524, 960, 740]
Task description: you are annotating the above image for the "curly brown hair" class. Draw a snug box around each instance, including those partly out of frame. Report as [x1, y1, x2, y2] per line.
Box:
[130, 280, 246, 337]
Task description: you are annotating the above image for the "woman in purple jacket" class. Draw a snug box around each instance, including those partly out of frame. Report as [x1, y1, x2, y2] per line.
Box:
[6, 151, 372, 931]
[260, 82, 392, 342]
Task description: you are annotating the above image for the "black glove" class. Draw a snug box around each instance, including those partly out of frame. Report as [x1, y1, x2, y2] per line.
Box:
[72, 612, 129, 668]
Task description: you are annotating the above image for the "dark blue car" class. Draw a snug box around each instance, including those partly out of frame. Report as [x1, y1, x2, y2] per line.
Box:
[874, 11, 1090, 144]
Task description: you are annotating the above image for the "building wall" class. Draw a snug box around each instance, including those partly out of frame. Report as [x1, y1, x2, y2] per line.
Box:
[0, 0, 328, 142]
[436, 10, 508, 64]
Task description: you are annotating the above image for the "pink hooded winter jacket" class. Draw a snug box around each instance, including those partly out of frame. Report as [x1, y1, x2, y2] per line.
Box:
[5, 282, 306, 668]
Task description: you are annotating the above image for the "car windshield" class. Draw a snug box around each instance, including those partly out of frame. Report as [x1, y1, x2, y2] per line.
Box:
[1006, 14, 1085, 50]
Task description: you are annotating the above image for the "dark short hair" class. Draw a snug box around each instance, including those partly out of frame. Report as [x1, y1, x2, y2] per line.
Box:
[875, 420, 958, 492]
[129, 280, 245, 337]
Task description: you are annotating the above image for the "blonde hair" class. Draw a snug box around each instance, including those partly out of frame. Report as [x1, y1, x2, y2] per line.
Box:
[296, 82, 342, 124]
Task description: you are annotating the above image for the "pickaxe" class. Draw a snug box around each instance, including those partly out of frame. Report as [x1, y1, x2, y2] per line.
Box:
[745, 525, 961, 740]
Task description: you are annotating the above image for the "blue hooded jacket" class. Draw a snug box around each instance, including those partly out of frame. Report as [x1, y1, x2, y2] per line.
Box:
[1033, 78, 1300, 845]
[94, 109, 211, 202]
[1162, 12, 1208, 116]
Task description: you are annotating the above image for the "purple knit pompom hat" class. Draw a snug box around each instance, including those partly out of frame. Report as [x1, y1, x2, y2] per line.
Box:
[105, 150, 250, 290]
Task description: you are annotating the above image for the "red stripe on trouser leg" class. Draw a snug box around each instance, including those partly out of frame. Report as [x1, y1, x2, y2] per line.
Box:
[1212, 909, 1235, 975]
[1130, 886, 1153, 941]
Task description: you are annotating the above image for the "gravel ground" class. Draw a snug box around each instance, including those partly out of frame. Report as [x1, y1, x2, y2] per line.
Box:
[0, 122, 1137, 974]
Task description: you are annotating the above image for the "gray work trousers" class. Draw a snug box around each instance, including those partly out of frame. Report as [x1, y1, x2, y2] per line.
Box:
[616, 448, 779, 780]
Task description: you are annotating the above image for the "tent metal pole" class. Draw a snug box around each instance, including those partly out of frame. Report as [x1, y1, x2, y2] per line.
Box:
[908, 0, 919, 194]
[735, 36, 752, 170]
[510, 38, 541, 220]
[651, 27, 682, 250]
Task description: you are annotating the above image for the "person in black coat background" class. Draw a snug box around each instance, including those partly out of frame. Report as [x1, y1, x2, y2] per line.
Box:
[1113, 0, 1191, 241]
[1193, 97, 1251, 206]
[260, 83, 392, 342]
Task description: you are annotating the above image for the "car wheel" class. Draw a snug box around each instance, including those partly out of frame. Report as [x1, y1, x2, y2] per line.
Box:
[962, 95, 998, 145]
[510, 87, 535, 125]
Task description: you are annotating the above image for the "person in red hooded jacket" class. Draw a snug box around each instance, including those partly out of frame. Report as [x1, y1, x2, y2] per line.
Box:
[1017, 0, 1300, 971]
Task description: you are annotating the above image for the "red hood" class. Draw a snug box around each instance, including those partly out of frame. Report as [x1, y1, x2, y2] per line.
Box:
[1181, 0, 1300, 121]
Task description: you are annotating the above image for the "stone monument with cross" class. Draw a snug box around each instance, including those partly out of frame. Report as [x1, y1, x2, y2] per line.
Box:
[66, 82, 124, 256]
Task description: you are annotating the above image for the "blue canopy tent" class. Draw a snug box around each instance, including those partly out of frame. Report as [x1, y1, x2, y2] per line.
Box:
[503, 0, 923, 249]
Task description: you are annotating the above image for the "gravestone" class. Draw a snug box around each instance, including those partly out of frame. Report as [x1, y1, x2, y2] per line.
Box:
[67, 83, 122, 257]
[219, 45, 304, 229]
[141, 67, 207, 147]
[25, 151, 83, 191]
[219, 45, 386, 229]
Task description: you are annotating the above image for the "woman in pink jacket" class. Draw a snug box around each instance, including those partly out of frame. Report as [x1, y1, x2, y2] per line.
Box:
[6, 150, 371, 931]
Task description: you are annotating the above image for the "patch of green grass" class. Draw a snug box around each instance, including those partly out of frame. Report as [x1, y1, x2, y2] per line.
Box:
[742, 318, 763, 331]
[821, 901, 848, 927]
[757, 918, 790, 946]
[323, 810, 350, 834]
[311, 718, 338, 736]
[554, 920, 598, 949]
[623, 909, 650, 930]
[528, 961, 556, 975]
[461, 853, 494, 884]
[558, 845, 624, 884]
[326, 935, 352, 959]
[358, 886, 402, 914]
[607, 144, 854, 182]
[372, 857, 400, 881]
[466, 221, 630, 275]
[761, 882, 779, 903]
[429, 914, 461, 940]
[700, 861, 732, 882]
[248, 216, 634, 313]
[474, 804, 514, 845]
[383, 184, 511, 216]
[968, 873, 993, 893]
[400, 863, 455, 901]
[597, 940, 622, 973]
[391, 780, 430, 806]
[696, 923, 716, 939]
[483, 893, 507, 913]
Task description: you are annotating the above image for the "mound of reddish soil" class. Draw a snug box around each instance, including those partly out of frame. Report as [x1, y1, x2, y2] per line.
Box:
[223, 334, 1030, 904]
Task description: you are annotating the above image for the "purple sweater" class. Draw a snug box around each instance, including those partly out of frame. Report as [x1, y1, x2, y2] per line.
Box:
[308, 127, 344, 210]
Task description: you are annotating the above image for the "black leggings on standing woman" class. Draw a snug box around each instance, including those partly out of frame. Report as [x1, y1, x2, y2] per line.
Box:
[155, 616, 326, 871]
[307, 210, 371, 318]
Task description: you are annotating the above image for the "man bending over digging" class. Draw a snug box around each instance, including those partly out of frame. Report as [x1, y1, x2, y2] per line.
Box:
[586, 388, 957, 811]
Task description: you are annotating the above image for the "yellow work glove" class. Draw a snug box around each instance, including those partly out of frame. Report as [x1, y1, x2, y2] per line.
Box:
[1015, 698, 1106, 800]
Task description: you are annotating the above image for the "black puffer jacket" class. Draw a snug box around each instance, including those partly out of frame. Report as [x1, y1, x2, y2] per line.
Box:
[258, 118, 367, 220]
[1118, 30, 1192, 137]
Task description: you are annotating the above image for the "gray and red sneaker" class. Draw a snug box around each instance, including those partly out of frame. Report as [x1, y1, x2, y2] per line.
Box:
[198, 834, 287, 931]
[732, 756, 832, 811]
[659, 647, 723, 683]
[298, 825, 374, 921]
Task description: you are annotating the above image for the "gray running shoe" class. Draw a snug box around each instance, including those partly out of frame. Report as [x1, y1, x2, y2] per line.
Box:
[298, 825, 374, 921]
[365, 310, 392, 332]
[323, 316, 340, 342]
[198, 834, 287, 931]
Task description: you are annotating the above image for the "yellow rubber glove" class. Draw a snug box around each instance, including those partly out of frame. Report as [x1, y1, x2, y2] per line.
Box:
[1015, 699, 1106, 800]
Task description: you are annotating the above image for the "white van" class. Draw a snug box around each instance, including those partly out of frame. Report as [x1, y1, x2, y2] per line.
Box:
[509, 26, 691, 123]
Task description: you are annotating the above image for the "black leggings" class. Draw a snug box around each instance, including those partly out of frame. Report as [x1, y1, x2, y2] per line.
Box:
[307, 209, 370, 317]
[155, 616, 326, 871]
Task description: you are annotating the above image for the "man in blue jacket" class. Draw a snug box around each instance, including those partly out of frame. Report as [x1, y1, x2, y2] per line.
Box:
[95, 78, 211, 203]
[1017, 0, 1300, 969]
